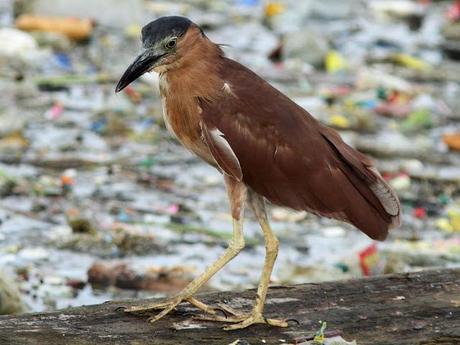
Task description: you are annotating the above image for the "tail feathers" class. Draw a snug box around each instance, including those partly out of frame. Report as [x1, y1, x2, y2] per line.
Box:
[367, 167, 401, 229]
[338, 165, 396, 240]
[320, 125, 401, 239]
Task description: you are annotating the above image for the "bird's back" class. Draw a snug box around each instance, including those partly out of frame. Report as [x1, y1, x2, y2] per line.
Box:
[199, 58, 400, 240]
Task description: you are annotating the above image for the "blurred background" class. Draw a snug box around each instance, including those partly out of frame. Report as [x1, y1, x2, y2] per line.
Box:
[0, 0, 459, 315]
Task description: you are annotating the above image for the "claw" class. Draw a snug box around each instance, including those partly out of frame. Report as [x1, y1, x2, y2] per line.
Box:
[286, 318, 301, 326]
[217, 303, 242, 316]
[213, 306, 229, 318]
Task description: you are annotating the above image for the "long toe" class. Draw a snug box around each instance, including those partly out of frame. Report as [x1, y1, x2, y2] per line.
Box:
[147, 302, 180, 323]
[124, 302, 171, 314]
[124, 296, 184, 320]
[215, 303, 248, 318]
[193, 313, 248, 324]
[186, 297, 220, 316]
[194, 302, 250, 324]
[223, 314, 289, 330]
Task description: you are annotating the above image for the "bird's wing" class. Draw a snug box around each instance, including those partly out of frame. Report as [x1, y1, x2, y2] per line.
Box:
[199, 58, 400, 240]
[200, 123, 243, 181]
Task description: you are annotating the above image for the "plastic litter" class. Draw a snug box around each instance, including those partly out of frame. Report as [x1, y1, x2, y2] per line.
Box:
[0, 0, 459, 314]
[16, 15, 93, 41]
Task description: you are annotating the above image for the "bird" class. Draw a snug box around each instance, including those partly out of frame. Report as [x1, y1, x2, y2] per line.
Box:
[115, 16, 401, 330]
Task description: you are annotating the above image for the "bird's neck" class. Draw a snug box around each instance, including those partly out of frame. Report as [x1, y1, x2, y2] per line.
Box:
[157, 39, 223, 166]
[159, 40, 224, 102]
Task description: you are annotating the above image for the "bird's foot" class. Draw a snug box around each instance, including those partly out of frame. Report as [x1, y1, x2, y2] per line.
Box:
[194, 303, 246, 323]
[187, 296, 221, 316]
[195, 304, 289, 330]
[123, 295, 184, 323]
[224, 313, 289, 330]
[124, 295, 219, 323]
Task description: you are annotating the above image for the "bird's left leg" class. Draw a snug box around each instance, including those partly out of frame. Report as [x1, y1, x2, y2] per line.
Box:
[124, 175, 247, 323]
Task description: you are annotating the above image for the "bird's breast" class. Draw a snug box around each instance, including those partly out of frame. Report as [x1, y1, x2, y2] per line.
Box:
[161, 95, 216, 166]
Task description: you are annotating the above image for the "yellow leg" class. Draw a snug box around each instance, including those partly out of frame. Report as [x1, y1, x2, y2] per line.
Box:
[223, 191, 287, 330]
[197, 191, 288, 329]
[125, 175, 247, 323]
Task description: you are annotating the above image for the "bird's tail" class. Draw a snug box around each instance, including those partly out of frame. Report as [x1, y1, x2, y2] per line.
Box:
[320, 126, 401, 240]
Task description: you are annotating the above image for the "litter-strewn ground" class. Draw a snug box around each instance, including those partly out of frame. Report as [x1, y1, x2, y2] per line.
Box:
[0, 0, 459, 314]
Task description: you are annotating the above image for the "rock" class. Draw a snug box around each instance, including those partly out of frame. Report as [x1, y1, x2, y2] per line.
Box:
[374, 102, 411, 118]
[0, 131, 29, 155]
[388, 173, 411, 192]
[370, 0, 425, 20]
[310, 0, 361, 19]
[87, 261, 193, 292]
[0, 169, 17, 197]
[282, 30, 329, 68]
[0, 28, 49, 77]
[278, 264, 349, 284]
[0, 0, 14, 26]
[356, 68, 413, 93]
[442, 22, 460, 40]
[0, 270, 26, 315]
[0, 111, 26, 137]
[442, 40, 460, 61]
[208, 23, 278, 62]
[354, 131, 434, 159]
[111, 225, 162, 256]
[68, 218, 96, 235]
[0, 28, 38, 58]
[32, 31, 72, 51]
[381, 239, 460, 267]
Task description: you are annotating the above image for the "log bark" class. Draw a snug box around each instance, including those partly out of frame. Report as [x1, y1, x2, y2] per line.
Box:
[1, 268, 459, 345]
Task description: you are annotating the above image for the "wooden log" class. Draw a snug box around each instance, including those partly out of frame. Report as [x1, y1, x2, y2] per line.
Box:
[1, 268, 459, 345]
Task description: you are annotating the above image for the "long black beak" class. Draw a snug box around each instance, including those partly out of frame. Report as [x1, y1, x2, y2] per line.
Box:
[115, 51, 164, 92]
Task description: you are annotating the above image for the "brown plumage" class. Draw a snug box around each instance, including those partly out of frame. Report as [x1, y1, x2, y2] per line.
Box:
[154, 25, 400, 240]
[199, 58, 400, 240]
[115, 16, 401, 329]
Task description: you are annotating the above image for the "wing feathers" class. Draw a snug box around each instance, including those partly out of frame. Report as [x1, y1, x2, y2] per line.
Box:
[201, 123, 243, 181]
[199, 57, 400, 240]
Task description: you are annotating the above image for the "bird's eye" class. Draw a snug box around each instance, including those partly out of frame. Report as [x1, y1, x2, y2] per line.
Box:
[165, 38, 177, 49]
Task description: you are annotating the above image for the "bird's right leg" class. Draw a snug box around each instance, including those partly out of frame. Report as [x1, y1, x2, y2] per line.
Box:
[223, 191, 287, 330]
[124, 175, 246, 323]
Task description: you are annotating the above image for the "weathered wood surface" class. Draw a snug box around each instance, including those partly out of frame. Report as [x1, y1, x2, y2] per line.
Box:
[1, 268, 459, 345]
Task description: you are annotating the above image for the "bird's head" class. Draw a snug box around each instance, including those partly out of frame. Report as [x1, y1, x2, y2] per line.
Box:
[116, 16, 204, 92]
